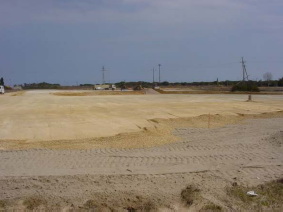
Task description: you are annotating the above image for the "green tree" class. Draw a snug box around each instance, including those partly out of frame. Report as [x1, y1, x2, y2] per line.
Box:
[160, 81, 169, 86]
[115, 81, 126, 90]
[278, 77, 283, 87]
[0, 77, 4, 86]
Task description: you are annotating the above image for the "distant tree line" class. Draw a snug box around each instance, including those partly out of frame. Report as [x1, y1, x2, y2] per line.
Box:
[115, 81, 153, 88]
[0, 77, 4, 86]
[114, 80, 223, 88]
[7, 75, 283, 90]
[114, 77, 283, 88]
[79, 84, 93, 87]
[23, 82, 61, 89]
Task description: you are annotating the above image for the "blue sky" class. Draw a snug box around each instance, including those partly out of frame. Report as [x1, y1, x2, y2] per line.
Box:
[0, 0, 282, 85]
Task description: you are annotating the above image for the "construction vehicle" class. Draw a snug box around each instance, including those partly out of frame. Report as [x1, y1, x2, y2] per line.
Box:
[0, 86, 4, 94]
[94, 84, 116, 90]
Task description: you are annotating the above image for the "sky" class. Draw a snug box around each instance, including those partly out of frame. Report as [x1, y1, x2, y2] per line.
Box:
[0, 0, 282, 85]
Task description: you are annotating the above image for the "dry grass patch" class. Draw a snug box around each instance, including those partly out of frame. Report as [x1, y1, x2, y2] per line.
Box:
[200, 203, 223, 212]
[23, 197, 46, 210]
[180, 186, 223, 211]
[53, 91, 145, 96]
[0, 200, 7, 209]
[10, 91, 25, 96]
[226, 178, 283, 210]
[53, 92, 91, 96]
[156, 89, 226, 94]
[181, 185, 201, 206]
[84, 200, 99, 210]
[125, 202, 157, 212]
[84, 195, 158, 212]
[156, 89, 283, 95]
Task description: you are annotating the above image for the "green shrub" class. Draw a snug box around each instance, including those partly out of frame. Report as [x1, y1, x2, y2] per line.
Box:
[231, 82, 259, 92]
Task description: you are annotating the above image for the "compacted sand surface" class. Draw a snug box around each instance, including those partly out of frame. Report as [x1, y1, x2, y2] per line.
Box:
[0, 90, 282, 144]
[0, 90, 282, 211]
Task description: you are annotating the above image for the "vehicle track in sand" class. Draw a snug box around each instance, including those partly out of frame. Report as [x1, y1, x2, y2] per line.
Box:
[0, 118, 282, 183]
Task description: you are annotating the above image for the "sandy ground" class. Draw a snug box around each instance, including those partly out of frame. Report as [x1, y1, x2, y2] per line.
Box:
[0, 117, 282, 211]
[0, 90, 282, 146]
[0, 90, 283, 211]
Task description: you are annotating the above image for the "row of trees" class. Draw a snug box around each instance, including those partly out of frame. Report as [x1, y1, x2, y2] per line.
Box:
[114, 77, 283, 88]
[22, 82, 61, 89]
[0, 77, 4, 86]
[2, 74, 283, 89]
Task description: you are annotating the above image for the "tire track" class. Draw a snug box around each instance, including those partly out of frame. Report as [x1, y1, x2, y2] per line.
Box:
[0, 118, 282, 181]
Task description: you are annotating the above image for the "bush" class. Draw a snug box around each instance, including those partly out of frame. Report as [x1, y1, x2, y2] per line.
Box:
[231, 82, 259, 92]
[181, 185, 200, 206]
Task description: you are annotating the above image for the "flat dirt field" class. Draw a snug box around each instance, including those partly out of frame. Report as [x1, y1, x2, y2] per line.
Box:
[0, 90, 283, 211]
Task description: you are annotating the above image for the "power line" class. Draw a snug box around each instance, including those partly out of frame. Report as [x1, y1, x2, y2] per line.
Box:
[248, 60, 283, 64]
[185, 62, 239, 69]
[152, 67, 155, 83]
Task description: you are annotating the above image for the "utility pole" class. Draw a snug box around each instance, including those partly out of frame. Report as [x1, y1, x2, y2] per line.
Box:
[152, 68, 155, 84]
[241, 57, 249, 81]
[158, 64, 161, 83]
[102, 66, 106, 84]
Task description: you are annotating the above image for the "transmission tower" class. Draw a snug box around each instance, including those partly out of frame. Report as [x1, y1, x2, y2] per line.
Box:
[241, 57, 249, 81]
[158, 64, 161, 83]
[152, 68, 155, 83]
[101, 66, 106, 84]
